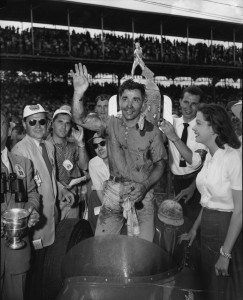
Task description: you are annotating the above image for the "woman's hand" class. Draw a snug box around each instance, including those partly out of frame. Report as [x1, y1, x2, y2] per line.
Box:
[215, 255, 230, 276]
[175, 184, 196, 203]
[178, 228, 197, 246]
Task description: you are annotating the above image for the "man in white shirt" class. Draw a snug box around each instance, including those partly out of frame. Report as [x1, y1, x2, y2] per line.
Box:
[88, 133, 109, 233]
[160, 87, 207, 222]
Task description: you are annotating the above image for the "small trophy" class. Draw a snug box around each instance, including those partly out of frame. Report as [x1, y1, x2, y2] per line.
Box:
[1, 208, 30, 250]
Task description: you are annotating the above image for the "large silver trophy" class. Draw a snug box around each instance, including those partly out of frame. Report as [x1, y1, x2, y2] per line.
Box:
[1, 208, 30, 250]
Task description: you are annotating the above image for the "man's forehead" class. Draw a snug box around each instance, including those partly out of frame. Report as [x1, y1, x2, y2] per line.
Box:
[121, 89, 143, 97]
[55, 113, 71, 121]
[96, 99, 109, 106]
[182, 92, 200, 102]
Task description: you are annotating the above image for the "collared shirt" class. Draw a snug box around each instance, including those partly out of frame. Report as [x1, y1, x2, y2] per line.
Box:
[106, 116, 167, 183]
[1, 147, 10, 172]
[47, 135, 79, 185]
[168, 116, 207, 176]
[196, 145, 242, 211]
[31, 137, 44, 155]
[89, 156, 110, 191]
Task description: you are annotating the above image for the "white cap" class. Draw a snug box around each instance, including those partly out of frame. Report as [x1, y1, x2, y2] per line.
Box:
[231, 100, 242, 120]
[53, 105, 72, 120]
[23, 104, 48, 118]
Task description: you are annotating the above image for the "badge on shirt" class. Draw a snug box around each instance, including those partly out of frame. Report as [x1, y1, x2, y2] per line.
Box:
[14, 164, 26, 178]
[63, 160, 73, 171]
[34, 170, 42, 187]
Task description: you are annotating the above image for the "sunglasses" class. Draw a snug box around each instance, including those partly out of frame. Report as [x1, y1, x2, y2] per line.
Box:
[28, 119, 47, 126]
[93, 141, 106, 149]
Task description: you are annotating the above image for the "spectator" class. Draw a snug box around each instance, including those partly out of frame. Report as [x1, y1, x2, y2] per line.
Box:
[11, 104, 74, 300]
[47, 105, 89, 220]
[160, 86, 207, 222]
[87, 133, 110, 233]
[7, 123, 26, 150]
[1, 111, 40, 300]
[1, 26, 241, 66]
[231, 100, 242, 151]
[82, 94, 112, 159]
[180, 104, 242, 300]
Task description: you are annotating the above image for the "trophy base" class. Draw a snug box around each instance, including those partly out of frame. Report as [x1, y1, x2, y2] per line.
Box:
[6, 239, 26, 250]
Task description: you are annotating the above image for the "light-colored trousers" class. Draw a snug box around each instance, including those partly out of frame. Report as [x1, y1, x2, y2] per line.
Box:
[95, 180, 154, 242]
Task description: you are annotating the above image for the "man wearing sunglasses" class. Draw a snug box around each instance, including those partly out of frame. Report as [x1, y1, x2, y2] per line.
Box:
[1, 111, 40, 300]
[88, 133, 110, 233]
[83, 94, 111, 160]
[71, 63, 167, 242]
[12, 104, 75, 300]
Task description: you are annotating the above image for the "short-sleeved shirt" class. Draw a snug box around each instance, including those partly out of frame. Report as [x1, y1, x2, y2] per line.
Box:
[106, 116, 167, 183]
[47, 136, 79, 186]
[168, 116, 207, 176]
[196, 145, 242, 211]
[89, 156, 110, 191]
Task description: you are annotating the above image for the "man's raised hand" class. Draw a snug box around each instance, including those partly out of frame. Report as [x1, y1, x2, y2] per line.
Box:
[70, 63, 89, 95]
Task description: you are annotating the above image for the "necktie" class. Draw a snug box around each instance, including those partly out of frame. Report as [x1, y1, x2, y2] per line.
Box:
[40, 142, 52, 178]
[179, 123, 189, 167]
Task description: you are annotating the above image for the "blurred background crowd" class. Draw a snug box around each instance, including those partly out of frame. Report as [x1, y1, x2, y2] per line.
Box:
[1, 25, 242, 65]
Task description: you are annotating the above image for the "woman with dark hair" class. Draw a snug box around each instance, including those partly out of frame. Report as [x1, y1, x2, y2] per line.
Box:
[180, 104, 242, 300]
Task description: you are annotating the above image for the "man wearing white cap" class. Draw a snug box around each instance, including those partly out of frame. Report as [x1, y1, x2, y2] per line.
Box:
[1, 111, 40, 300]
[47, 105, 88, 219]
[12, 104, 75, 300]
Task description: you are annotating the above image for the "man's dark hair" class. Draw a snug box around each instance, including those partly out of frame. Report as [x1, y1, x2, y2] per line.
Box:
[181, 86, 204, 102]
[118, 79, 146, 98]
[94, 94, 111, 106]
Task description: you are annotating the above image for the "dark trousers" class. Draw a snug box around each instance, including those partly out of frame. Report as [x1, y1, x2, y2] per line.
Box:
[173, 172, 201, 223]
[87, 190, 102, 234]
[200, 208, 242, 300]
[1, 271, 27, 300]
[26, 247, 47, 300]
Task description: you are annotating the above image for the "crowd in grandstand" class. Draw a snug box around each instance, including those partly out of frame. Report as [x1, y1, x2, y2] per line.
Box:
[1, 26, 242, 65]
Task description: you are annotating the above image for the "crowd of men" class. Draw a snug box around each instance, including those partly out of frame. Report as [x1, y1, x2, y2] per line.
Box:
[1, 26, 242, 65]
[1, 60, 242, 300]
